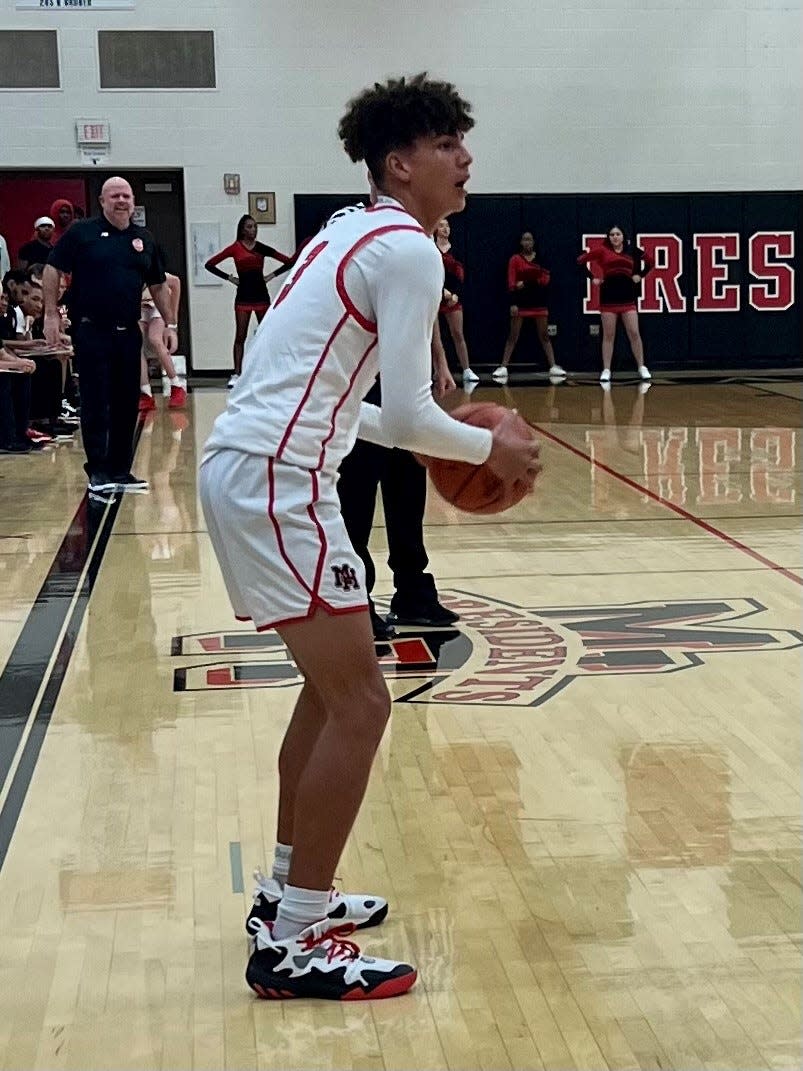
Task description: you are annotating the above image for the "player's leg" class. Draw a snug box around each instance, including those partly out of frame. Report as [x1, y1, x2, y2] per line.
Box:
[600, 311, 617, 382]
[494, 310, 522, 380]
[621, 309, 650, 378]
[246, 609, 416, 1000]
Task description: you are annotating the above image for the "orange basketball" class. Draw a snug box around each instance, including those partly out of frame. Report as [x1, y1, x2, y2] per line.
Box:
[424, 402, 536, 515]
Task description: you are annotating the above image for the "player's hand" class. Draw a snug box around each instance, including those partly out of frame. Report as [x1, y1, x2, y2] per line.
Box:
[12, 357, 36, 374]
[632, 273, 642, 283]
[485, 410, 542, 487]
[164, 326, 178, 354]
[228, 274, 239, 285]
[509, 305, 519, 316]
[433, 366, 456, 398]
[516, 281, 524, 290]
[43, 312, 62, 347]
[592, 278, 602, 287]
[448, 291, 459, 305]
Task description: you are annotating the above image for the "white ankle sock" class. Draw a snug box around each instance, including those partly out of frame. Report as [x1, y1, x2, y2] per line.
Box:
[272, 884, 330, 941]
[271, 842, 293, 888]
[140, 384, 152, 397]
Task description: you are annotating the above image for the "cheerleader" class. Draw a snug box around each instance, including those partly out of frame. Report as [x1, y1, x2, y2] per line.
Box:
[205, 215, 294, 387]
[577, 225, 653, 382]
[493, 231, 565, 382]
[434, 218, 478, 382]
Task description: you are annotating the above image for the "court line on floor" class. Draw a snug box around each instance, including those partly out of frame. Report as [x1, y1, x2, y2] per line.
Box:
[0, 494, 122, 870]
[531, 423, 803, 588]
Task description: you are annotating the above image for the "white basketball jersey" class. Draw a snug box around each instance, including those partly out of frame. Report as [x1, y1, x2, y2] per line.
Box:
[203, 200, 445, 472]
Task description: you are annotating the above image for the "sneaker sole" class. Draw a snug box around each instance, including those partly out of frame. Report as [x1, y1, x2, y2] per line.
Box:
[247, 967, 417, 1001]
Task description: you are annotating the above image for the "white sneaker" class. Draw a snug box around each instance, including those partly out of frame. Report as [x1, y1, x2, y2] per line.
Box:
[639, 365, 652, 380]
[227, 373, 240, 389]
[548, 365, 567, 378]
[245, 870, 388, 936]
[491, 366, 508, 382]
[600, 369, 612, 383]
[246, 918, 417, 1001]
[461, 368, 479, 383]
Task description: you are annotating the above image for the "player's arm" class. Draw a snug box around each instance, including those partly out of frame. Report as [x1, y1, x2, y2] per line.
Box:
[357, 236, 490, 463]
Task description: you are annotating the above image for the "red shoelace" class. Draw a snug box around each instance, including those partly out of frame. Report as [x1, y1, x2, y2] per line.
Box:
[301, 924, 360, 963]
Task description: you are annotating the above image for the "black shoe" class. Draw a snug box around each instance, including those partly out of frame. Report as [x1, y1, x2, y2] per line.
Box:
[113, 473, 149, 493]
[371, 607, 396, 641]
[88, 473, 117, 492]
[387, 601, 459, 627]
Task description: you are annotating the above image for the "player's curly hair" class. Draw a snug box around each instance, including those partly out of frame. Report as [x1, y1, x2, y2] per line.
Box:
[338, 73, 474, 183]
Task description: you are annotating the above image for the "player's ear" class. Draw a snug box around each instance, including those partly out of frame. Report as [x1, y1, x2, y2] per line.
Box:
[384, 149, 412, 185]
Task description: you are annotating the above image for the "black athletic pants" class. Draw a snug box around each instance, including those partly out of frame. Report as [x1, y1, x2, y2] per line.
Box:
[72, 318, 141, 479]
[0, 372, 31, 447]
[338, 439, 429, 597]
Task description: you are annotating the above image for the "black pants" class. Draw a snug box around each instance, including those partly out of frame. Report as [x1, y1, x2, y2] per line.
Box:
[30, 355, 63, 427]
[0, 372, 31, 447]
[338, 440, 429, 597]
[73, 319, 141, 479]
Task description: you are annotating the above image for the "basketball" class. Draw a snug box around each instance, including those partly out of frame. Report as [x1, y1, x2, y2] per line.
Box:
[424, 402, 537, 515]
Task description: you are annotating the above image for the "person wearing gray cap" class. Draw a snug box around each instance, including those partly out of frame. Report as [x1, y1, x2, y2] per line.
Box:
[18, 217, 56, 270]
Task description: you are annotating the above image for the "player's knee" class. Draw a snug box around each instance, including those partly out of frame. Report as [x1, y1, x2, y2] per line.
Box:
[337, 674, 390, 741]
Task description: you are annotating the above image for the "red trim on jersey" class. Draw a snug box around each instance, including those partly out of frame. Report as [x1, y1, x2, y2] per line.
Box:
[335, 224, 427, 331]
[275, 310, 350, 460]
[316, 337, 378, 471]
[307, 470, 328, 600]
[266, 457, 316, 602]
[254, 602, 370, 632]
[365, 204, 410, 216]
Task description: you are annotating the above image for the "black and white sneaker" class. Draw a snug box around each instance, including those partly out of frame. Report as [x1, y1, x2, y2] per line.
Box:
[246, 870, 388, 937]
[88, 473, 117, 493]
[114, 473, 149, 493]
[246, 918, 417, 1001]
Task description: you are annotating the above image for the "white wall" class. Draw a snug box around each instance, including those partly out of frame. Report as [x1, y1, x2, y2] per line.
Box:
[1, 0, 800, 369]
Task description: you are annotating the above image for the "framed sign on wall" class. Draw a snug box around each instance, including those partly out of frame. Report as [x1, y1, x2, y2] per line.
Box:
[248, 192, 276, 225]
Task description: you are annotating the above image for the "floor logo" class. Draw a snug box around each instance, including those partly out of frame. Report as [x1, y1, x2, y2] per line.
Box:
[172, 593, 801, 706]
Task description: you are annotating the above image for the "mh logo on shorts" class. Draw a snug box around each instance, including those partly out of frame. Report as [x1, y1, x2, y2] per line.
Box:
[331, 563, 360, 591]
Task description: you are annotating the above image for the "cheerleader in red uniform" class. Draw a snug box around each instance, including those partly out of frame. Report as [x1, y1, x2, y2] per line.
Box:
[577, 225, 653, 383]
[434, 218, 478, 383]
[494, 231, 566, 382]
[205, 215, 294, 387]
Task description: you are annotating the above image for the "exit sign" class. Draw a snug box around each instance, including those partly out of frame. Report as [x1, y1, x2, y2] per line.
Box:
[76, 120, 110, 145]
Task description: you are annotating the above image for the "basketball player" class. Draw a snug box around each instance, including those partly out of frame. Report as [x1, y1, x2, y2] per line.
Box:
[200, 74, 541, 1001]
[139, 267, 185, 411]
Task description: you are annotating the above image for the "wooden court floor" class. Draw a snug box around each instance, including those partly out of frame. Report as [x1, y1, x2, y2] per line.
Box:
[0, 376, 800, 1070]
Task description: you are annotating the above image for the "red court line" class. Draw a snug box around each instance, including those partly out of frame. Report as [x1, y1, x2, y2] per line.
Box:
[530, 423, 803, 588]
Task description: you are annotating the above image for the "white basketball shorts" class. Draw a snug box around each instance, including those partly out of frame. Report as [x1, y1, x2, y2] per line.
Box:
[199, 449, 368, 630]
[139, 302, 162, 324]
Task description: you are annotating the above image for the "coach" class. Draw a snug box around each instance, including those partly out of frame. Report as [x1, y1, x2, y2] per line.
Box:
[43, 176, 177, 494]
